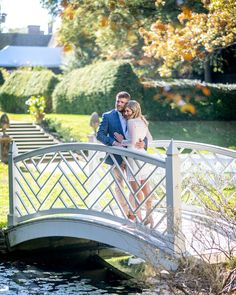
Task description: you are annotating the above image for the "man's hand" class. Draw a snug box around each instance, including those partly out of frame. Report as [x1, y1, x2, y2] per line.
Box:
[114, 132, 124, 143]
[135, 139, 145, 149]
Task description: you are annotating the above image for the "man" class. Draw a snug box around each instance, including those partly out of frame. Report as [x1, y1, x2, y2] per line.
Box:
[96, 91, 145, 218]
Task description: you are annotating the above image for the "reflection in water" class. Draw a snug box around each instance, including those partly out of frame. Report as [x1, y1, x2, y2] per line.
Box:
[0, 259, 143, 295]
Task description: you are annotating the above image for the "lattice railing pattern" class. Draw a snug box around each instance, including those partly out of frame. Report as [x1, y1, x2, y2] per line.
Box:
[150, 140, 236, 210]
[9, 143, 169, 233]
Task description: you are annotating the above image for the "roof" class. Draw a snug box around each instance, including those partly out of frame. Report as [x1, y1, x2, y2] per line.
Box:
[0, 46, 63, 68]
[0, 33, 52, 49]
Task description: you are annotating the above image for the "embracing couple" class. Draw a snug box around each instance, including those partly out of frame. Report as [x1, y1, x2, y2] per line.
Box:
[96, 91, 154, 227]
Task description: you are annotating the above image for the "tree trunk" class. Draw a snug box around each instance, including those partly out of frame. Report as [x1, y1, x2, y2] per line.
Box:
[204, 58, 212, 83]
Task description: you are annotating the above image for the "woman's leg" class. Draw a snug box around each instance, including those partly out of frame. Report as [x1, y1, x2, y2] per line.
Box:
[129, 181, 143, 221]
[141, 180, 154, 227]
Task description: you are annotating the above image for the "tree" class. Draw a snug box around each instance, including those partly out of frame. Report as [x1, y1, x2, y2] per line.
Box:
[40, 0, 192, 69]
[140, 0, 236, 81]
[40, 0, 67, 16]
[0, 3, 7, 32]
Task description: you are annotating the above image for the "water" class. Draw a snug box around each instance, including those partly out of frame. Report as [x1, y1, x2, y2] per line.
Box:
[0, 257, 144, 295]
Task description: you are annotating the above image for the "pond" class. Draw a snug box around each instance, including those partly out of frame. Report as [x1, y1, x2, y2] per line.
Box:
[0, 251, 147, 295]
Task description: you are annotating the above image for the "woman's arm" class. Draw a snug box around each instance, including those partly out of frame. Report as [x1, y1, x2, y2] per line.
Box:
[121, 120, 136, 147]
[146, 128, 153, 142]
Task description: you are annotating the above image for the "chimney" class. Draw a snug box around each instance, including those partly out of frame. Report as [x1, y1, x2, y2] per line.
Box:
[27, 25, 43, 35]
[48, 22, 53, 35]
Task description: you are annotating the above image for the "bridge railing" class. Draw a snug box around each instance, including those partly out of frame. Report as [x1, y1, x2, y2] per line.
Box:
[8, 140, 183, 252]
[150, 140, 236, 214]
[8, 140, 235, 253]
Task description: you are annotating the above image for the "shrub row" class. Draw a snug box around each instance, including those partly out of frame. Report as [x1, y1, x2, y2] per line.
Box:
[142, 80, 236, 120]
[0, 69, 59, 113]
[0, 63, 235, 121]
[52, 60, 142, 114]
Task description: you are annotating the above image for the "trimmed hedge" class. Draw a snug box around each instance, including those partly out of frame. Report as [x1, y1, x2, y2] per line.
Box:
[0, 69, 4, 86]
[0, 69, 59, 113]
[142, 80, 236, 120]
[52, 60, 142, 114]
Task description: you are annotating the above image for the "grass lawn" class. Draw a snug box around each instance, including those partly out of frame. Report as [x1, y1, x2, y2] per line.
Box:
[1, 113, 235, 228]
[149, 120, 236, 150]
[7, 113, 236, 149]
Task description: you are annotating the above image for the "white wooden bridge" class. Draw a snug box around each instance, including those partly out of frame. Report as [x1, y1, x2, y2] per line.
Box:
[4, 140, 236, 270]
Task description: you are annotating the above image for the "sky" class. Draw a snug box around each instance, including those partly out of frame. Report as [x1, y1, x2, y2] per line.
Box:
[0, 0, 58, 34]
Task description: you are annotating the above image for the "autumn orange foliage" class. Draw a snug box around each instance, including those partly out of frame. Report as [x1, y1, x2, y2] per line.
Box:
[63, 43, 73, 52]
[151, 83, 213, 114]
[180, 103, 196, 115]
[140, 0, 236, 77]
[100, 16, 109, 27]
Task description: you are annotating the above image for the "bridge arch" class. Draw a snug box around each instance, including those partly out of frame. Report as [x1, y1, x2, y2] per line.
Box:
[6, 214, 177, 270]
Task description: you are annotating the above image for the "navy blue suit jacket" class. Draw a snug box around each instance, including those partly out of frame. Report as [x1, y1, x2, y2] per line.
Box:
[96, 109, 125, 165]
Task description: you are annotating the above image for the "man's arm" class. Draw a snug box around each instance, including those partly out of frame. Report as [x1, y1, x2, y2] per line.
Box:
[96, 113, 115, 146]
[144, 136, 148, 150]
[142, 128, 152, 149]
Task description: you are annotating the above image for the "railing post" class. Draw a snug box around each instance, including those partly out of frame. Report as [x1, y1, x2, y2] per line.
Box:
[87, 134, 99, 175]
[87, 135, 101, 208]
[166, 140, 185, 254]
[8, 141, 18, 227]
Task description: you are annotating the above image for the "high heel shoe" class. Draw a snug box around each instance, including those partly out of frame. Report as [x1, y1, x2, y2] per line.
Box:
[127, 212, 136, 221]
[143, 216, 154, 228]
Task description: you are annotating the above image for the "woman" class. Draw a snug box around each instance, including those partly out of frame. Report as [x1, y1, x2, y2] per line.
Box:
[114, 100, 154, 227]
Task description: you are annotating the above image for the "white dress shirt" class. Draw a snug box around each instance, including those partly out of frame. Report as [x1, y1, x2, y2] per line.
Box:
[118, 111, 127, 135]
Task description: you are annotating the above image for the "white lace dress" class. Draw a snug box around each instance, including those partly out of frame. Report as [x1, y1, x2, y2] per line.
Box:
[122, 118, 153, 181]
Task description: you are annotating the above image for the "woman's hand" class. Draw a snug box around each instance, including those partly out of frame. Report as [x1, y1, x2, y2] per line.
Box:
[114, 132, 124, 143]
[113, 141, 122, 147]
[135, 139, 145, 149]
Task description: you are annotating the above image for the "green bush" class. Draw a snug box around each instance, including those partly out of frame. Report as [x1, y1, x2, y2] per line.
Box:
[0, 69, 4, 86]
[0, 69, 59, 113]
[52, 60, 142, 114]
[142, 80, 236, 120]
[26, 95, 46, 124]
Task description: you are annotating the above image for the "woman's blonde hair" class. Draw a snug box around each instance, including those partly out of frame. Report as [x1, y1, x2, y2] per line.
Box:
[125, 100, 148, 125]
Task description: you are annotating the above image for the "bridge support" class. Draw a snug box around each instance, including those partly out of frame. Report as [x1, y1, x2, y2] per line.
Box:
[8, 142, 19, 227]
[166, 140, 185, 254]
